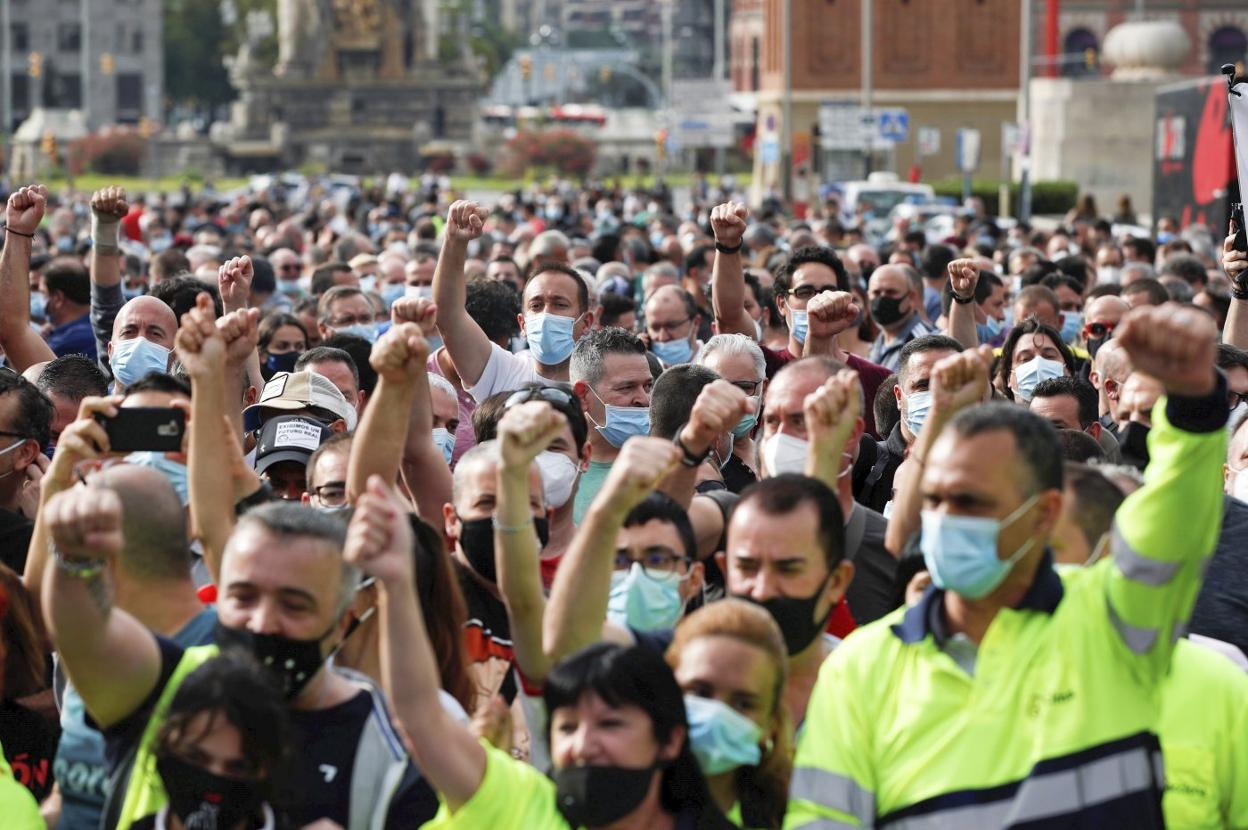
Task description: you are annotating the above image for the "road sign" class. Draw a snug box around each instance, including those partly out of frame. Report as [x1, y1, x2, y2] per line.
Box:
[877, 109, 909, 143]
[760, 136, 780, 164]
[1002, 122, 1022, 156]
[956, 128, 982, 173]
[918, 126, 940, 156]
[818, 104, 874, 150]
[671, 80, 736, 148]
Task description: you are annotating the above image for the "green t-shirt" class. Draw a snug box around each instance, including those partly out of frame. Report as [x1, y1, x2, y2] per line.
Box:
[572, 460, 614, 525]
[426, 742, 568, 829]
[0, 743, 43, 830]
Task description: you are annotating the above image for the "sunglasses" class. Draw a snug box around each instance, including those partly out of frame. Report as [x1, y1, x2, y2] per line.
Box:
[1083, 321, 1116, 339]
[505, 386, 576, 410]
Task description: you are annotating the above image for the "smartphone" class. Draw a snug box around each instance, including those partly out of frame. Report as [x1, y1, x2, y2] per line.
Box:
[95, 407, 186, 453]
[1232, 203, 1248, 254]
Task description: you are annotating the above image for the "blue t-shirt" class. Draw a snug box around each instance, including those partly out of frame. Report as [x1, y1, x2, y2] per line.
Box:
[46, 313, 98, 360]
[53, 608, 216, 830]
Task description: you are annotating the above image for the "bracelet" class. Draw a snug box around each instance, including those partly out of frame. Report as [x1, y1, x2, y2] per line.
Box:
[951, 292, 975, 305]
[234, 480, 274, 516]
[715, 241, 743, 255]
[3, 225, 34, 238]
[1232, 279, 1248, 301]
[491, 515, 534, 534]
[674, 426, 711, 468]
[50, 541, 107, 580]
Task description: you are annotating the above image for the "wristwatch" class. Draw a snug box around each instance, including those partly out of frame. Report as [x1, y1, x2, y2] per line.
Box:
[674, 426, 711, 468]
[234, 481, 274, 516]
[951, 292, 975, 305]
[715, 240, 743, 255]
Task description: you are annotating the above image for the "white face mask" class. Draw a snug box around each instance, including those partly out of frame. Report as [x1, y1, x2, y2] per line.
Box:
[1232, 466, 1248, 503]
[536, 451, 580, 509]
[761, 432, 808, 477]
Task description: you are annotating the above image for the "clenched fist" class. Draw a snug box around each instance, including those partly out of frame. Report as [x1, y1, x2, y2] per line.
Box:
[445, 200, 488, 244]
[46, 486, 124, 564]
[390, 296, 438, 338]
[498, 401, 566, 472]
[369, 323, 430, 385]
[681, 380, 752, 456]
[1117, 304, 1217, 398]
[946, 258, 981, 300]
[597, 437, 683, 515]
[806, 290, 861, 341]
[710, 202, 749, 249]
[90, 186, 129, 219]
[6, 184, 48, 236]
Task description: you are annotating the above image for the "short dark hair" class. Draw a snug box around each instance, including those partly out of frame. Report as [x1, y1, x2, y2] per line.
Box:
[249, 255, 276, 294]
[919, 244, 956, 282]
[297, 344, 361, 389]
[1057, 429, 1105, 463]
[1053, 256, 1091, 290]
[736, 474, 845, 571]
[149, 277, 223, 322]
[36, 355, 108, 402]
[946, 402, 1063, 494]
[151, 248, 191, 281]
[1041, 272, 1085, 298]
[123, 372, 192, 400]
[1063, 462, 1126, 550]
[874, 372, 901, 437]
[599, 292, 637, 328]
[897, 334, 963, 389]
[774, 246, 849, 295]
[465, 278, 521, 345]
[684, 243, 714, 277]
[623, 492, 697, 561]
[311, 262, 353, 296]
[1020, 261, 1059, 287]
[0, 370, 52, 447]
[1216, 343, 1248, 373]
[257, 312, 309, 353]
[1121, 278, 1169, 307]
[1031, 376, 1098, 429]
[998, 317, 1076, 401]
[525, 262, 590, 315]
[649, 364, 720, 440]
[44, 258, 91, 305]
[1123, 236, 1156, 264]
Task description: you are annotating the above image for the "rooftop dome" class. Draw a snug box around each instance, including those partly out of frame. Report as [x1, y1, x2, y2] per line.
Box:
[1102, 19, 1191, 80]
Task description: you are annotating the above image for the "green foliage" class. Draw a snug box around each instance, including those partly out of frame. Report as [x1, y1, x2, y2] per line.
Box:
[68, 130, 146, 176]
[164, 0, 278, 110]
[929, 178, 1079, 218]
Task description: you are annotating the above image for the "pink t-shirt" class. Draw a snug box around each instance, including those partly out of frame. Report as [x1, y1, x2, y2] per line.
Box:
[427, 348, 478, 467]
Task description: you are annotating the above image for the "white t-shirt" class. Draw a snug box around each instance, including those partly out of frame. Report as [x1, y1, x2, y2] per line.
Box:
[466, 342, 561, 403]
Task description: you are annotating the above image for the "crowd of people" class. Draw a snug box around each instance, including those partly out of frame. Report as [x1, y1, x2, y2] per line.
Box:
[0, 172, 1244, 830]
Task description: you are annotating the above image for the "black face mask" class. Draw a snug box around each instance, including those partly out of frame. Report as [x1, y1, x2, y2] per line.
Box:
[459, 515, 551, 584]
[553, 763, 658, 828]
[264, 351, 300, 379]
[870, 295, 908, 327]
[736, 576, 832, 656]
[1085, 336, 1108, 360]
[156, 753, 266, 830]
[1118, 422, 1151, 471]
[214, 619, 337, 701]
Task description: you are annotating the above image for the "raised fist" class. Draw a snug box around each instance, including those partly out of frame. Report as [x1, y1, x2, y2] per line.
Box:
[682, 380, 751, 455]
[929, 345, 994, 418]
[218, 255, 255, 313]
[598, 437, 683, 515]
[710, 202, 749, 248]
[175, 293, 226, 378]
[498, 401, 565, 471]
[344, 476, 415, 589]
[946, 258, 981, 300]
[445, 200, 488, 244]
[45, 486, 124, 564]
[6, 184, 48, 236]
[217, 307, 261, 367]
[90, 186, 129, 219]
[369, 322, 430, 385]
[803, 369, 862, 453]
[1224, 223, 1247, 288]
[390, 296, 438, 338]
[1117, 304, 1217, 398]
[806, 290, 861, 340]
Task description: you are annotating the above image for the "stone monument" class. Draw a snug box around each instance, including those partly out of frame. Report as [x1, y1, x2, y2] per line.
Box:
[222, 0, 479, 173]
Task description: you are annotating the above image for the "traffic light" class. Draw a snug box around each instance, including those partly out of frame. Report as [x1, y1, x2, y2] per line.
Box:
[28, 52, 42, 78]
[100, 52, 115, 75]
[656, 129, 668, 162]
[520, 55, 532, 80]
[599, 66, 612, 84]
[41, 131, 56, 160]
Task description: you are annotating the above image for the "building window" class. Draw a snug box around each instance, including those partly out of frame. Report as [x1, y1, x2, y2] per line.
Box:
[116, 73, 142, 122]
[11, 22, 28, 51]
[132, 28, 144, 54]
[51, 72, 81, 108]
[751, 36, 760, 90]
[1208, 26, 1247, 77]
[58, 22, 82, 52]
[1062, 28, 1099, 77]
[10, 74, 28, 122]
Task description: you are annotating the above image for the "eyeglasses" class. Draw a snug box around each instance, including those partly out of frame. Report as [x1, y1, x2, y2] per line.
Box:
[647, 317, 692, 337]
[614, 546, 691, 578]
[505, 386, 576, 411]
[729, 380, 763, 396]
[788, 284, 840, 301]
[1083, 321, 1116, 339]
[0, 431, 29, 440]
[311, 481, 347, 507]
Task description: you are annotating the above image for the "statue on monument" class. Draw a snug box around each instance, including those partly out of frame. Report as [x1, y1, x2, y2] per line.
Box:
[276, 0, 443, 80]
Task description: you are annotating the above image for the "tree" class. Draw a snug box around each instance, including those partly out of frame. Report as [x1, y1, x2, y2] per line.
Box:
[163, 0, 278, 113]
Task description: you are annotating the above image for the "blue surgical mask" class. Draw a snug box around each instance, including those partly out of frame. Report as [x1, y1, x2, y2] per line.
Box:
[525, 312, 580, 365]
[1003, 306, 1015, 330]
[381, 283, 407, 309]
[904, 390, 932, 437]
[651, 337, 693, 366]
[1059, 311, 1083, 345]
[111, 336, 172, 388]
[278, 280, 304, 298]
[684, 695, 763, 776]
[122, 286, 146, 301]
[789, 309, 809, 345]
[126, 452, 190, 505]
[335, 322, 378, 344]
[265, 351, 301, 376]
[732, 400, 760, 439]
[431, 427, 455, 464]
[920, 494, 1040, 600]
[1012, 355, 1066, 402]
[588, 388, 650, 448]
[977, 316, 1003, 342]
[607, 563, 685, 631]
[30, 292, 47, 320]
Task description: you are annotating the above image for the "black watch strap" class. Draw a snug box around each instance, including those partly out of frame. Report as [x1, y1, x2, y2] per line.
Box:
[234, 481, 274, 516]
[1232, 278, 1248, 301]
[674, 427, 711, 468]
[951, 292, 975, 305]
[715, 240, 743, 255]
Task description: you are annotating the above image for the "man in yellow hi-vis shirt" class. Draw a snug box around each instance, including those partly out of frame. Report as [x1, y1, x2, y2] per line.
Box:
[787, 304, 1226, 828]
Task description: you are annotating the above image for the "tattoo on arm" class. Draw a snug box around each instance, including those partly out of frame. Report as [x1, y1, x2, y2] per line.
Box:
[84, 571, 113, 618]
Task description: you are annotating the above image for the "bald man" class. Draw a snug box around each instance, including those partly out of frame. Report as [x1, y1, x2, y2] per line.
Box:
[644, 285, 703, 367]
[108, 296, 178, 389]
[1082, 295, 1129, 358]
[1088, 338, 1133, 432]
